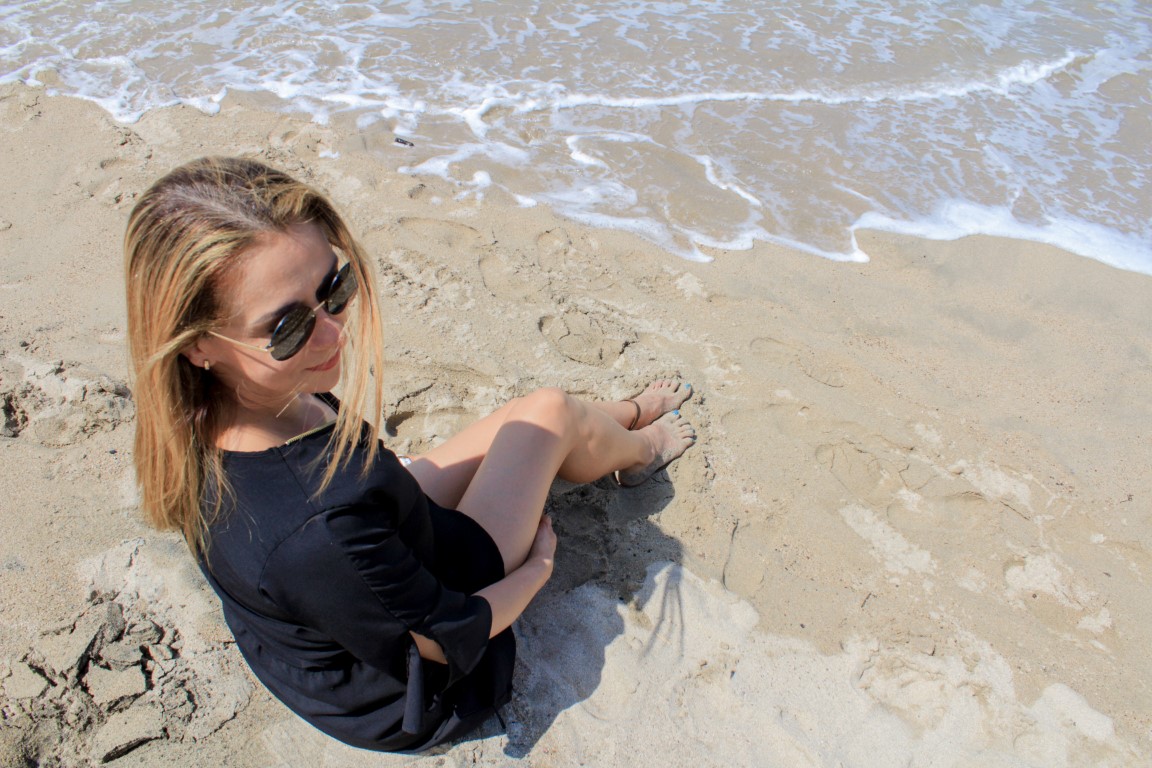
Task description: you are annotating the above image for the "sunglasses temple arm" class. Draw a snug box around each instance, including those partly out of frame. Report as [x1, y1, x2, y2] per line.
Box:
[207, 331, 273, 354]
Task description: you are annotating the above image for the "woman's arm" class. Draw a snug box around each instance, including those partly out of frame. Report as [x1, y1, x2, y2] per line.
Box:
[477, 512, 556, 633]
[411, 515, 555, 663]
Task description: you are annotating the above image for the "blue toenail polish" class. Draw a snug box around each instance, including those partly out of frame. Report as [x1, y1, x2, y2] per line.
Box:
[673, 410, 679, 415]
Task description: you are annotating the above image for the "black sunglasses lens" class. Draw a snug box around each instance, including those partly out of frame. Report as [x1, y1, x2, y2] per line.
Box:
[269, 307, 316, 361]
[324, 264, 357, 316]
[264, 265, 356, 361]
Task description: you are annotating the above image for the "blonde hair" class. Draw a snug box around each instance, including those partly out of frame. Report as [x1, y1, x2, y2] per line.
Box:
[124, 156, 385, 554]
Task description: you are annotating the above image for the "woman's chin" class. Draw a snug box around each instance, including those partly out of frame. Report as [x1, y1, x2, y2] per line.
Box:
[307, 357, 343, 391]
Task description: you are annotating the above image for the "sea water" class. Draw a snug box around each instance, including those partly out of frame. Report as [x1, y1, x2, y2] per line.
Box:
[2, 0, 1149, 272]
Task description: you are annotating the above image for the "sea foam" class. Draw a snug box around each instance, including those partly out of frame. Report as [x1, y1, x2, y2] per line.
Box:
[1, 0, 1148, 273]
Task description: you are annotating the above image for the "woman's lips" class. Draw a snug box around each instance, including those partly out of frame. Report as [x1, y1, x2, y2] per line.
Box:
[307, 349, 341, 372]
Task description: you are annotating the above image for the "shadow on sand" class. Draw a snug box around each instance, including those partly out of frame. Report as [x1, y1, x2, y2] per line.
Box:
[492, 472, 687, 758]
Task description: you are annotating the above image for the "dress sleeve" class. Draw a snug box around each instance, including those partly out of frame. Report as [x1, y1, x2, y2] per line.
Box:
[260, 503, 493, 687]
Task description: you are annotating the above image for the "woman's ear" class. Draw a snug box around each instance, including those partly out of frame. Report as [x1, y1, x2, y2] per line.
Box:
[182, 338, 211, 370]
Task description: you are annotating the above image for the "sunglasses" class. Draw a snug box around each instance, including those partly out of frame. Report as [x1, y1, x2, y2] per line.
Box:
[210, 262, 358, 361]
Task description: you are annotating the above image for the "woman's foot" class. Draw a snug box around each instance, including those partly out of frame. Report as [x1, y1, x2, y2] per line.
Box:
[628, 380, 692, 429]
[615, 411, 697, 487]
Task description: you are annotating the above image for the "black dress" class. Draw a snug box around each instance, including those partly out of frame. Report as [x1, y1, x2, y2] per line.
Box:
[197, 403, 514, 753]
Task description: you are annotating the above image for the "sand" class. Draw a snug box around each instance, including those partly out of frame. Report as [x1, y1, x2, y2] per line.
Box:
[1, 83, 1149, 767]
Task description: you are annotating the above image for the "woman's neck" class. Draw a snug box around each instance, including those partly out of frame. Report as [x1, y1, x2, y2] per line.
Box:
[216, 393, 336, 452]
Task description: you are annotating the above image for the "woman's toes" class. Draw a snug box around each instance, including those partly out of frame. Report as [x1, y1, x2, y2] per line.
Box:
[632, 380, 693, 428]
[615, 412, 696, 488]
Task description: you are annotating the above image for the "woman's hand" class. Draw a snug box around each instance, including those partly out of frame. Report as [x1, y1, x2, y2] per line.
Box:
[413, 517, 558, 661]
[528, 515, 557, 576]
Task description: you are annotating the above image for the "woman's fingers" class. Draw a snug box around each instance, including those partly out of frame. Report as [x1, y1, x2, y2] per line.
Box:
[530, 515, 557, 564]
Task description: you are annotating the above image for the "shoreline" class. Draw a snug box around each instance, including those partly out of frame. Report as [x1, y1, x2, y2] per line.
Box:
[1, 84, 1149, 766]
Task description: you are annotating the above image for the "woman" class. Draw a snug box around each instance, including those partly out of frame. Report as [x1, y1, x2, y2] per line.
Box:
[124, 156, 695, 753]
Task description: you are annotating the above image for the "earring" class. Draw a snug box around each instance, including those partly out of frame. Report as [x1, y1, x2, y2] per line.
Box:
[203, 360, 211, 371]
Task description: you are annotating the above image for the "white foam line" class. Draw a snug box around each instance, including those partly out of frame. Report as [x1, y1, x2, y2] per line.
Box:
[563, 131, 660, 168]
[693, 154, 762, 208]
[852, 201, 1152, 276]
[831, 182, 880, 207]
[544, 51, 1083, 113]
[565, 136, 609, 169]
[448, 96, 506, 138]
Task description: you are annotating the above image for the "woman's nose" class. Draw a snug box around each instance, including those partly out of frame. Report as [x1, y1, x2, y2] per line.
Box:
[310, 310, 344, 347]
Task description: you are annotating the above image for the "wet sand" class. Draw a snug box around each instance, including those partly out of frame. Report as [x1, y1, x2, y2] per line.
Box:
[1, 84, 1149, 766]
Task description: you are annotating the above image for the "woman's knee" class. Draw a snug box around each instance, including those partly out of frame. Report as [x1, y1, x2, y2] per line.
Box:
[514, 387, 577, 430]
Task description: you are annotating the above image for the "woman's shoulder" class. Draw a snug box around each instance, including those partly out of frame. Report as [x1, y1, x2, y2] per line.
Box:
[207, 444, 399, 564]
[220, 431, 417, 520]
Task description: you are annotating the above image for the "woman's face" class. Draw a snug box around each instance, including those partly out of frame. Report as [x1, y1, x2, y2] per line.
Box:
[187, 221, 350, 408]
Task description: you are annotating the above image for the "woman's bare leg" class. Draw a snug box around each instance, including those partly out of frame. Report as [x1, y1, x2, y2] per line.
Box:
[411, 387, 695, 572]
[408, 380, 692, 509]
[460, 388, 694, 571]
[590, 380, 692, 429]
[405, 399, 520, 511]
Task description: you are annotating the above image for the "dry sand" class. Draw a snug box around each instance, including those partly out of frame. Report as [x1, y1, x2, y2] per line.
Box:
[1, 83, 1149, 767]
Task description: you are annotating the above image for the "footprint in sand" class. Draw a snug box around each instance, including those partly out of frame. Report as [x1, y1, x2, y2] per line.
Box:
[267, 119, 337, 158]
[536, 227, 617, 292]
[394, 216, 485, 252]
[74, 125, 151, 208]
[539, 311, 634, 367]
[80, 157, 134, 208]
[370, 242, 477, 312]
[382, 367, 509, 453]
[478, 244, 550, 302]
[996, 549, 1118, 643]
[385, 405, 474, 450]
[748, 336, 796, 364]
[815, 436, 912, 507]
[799, 356, 848, 388]
[747, 337, 848, 388]
[536, 228, 570, 260]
